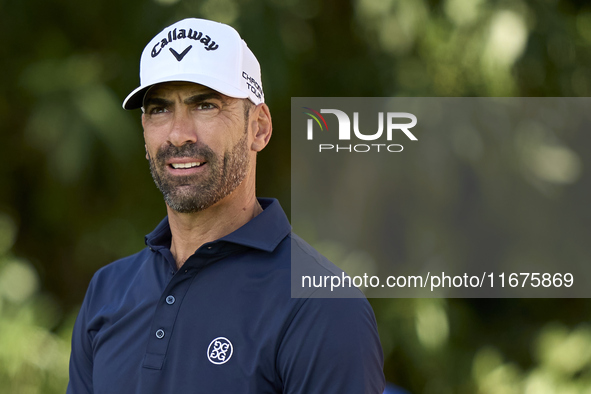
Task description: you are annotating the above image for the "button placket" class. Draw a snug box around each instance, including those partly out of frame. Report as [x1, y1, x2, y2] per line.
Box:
[142, 272, 197, 370]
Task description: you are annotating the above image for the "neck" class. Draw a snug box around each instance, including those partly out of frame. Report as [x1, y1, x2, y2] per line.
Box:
[167, 191, 262, 270]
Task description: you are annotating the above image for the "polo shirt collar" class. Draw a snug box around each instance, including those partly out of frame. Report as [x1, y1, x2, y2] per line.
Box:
[145, 198, 291, 253]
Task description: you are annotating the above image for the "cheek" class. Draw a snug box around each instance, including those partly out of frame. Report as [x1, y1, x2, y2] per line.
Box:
[143, 128, 165, 151]
[194, 122, 228, 149]
[144, 136, 155, 152]
[143, 138, 163, 163]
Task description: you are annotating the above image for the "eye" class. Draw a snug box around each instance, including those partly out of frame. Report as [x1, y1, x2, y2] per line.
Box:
[148, 106, 169, 115]
[197, 102, 218, 110]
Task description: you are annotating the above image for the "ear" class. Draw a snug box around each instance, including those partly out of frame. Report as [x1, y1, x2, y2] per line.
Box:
[141, 113, 148, 131]
[250, 103, 272, 152]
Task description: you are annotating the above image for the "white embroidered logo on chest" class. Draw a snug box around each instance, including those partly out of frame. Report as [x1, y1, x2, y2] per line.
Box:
[207, 337, 233, 365]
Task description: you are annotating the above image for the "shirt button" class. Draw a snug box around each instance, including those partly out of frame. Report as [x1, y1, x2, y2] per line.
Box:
[166, 295, 175, 305]
[155, 329, 165, 339]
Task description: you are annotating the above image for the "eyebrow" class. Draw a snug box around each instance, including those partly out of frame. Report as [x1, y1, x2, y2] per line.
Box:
[183, 92, 227, 105]
[143, 92, 228, 109]
[143, 97, 172, 109]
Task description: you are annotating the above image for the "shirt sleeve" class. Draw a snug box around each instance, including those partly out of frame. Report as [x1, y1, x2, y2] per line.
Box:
[67, 278, 96, 394]
[277, 297, 385, 393]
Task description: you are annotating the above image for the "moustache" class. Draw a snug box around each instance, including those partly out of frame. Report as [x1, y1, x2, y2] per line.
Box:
[155, 143, 216, 163]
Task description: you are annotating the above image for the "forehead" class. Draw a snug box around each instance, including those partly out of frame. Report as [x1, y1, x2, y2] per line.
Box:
[144, 81, 228, 101]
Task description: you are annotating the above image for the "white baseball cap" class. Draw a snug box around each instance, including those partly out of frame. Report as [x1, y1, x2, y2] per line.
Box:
[123, 18, 264, 110]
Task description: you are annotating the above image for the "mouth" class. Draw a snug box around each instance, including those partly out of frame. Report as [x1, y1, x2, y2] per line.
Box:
[169, 161, 206, 169]
[165, 160, 208, 176]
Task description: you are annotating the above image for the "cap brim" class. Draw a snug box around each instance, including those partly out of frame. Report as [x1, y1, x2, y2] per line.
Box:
[122, 74, 250, 110]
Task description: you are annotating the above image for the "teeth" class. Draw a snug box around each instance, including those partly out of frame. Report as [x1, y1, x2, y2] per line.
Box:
[171, 162, 203, 169]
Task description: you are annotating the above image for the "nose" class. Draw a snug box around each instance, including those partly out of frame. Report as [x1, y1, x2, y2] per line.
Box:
[167, 109, 197, 147]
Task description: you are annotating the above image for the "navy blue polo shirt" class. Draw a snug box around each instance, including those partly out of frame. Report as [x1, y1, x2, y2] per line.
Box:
[67, 198, 385, 393]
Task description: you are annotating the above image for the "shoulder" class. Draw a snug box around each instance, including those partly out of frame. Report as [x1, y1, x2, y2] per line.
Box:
[92, 248, 152, 281]
[84, 248, 153, 301]
[286, 236, 377, 337]
[288, 233, 366, 298]
[289, 233, 341, 274]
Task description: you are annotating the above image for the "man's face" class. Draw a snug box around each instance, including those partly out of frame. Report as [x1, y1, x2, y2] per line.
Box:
[141, 82, 252, 213]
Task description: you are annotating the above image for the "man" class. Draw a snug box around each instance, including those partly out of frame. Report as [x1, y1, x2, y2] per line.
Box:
[67, 18, 385, 393]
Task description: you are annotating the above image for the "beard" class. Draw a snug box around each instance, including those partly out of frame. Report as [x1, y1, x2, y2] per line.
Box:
[148, 132, 249, 214]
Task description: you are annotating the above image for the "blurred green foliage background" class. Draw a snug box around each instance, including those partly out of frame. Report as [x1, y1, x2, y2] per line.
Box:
[1, 0, 591, 393]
